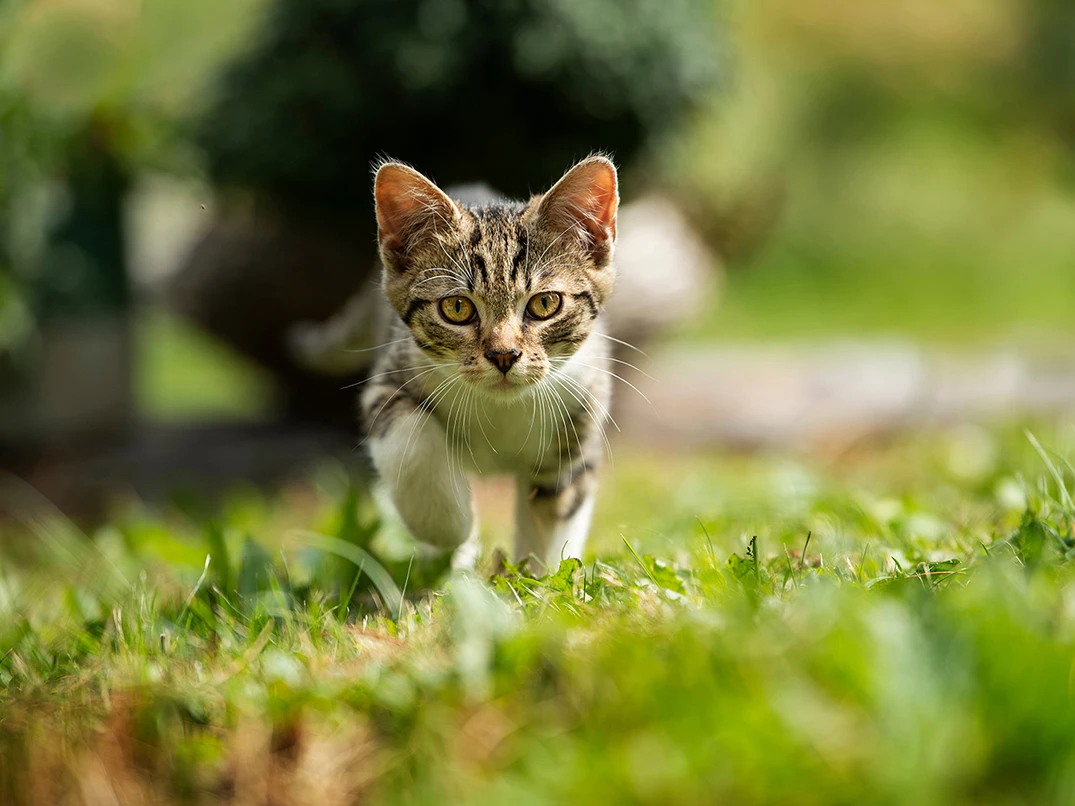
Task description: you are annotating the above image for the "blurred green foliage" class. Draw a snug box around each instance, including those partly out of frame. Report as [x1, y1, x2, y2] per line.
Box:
[0, 0, 265, 355]
[671, 0, 1075, 342]
[0, 0, 264, 160]
[3, 0, 1073, 351]
[197, 0, 722, 215]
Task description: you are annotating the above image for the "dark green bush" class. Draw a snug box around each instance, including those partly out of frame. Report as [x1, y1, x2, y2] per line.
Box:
[198, 0, 722, 222]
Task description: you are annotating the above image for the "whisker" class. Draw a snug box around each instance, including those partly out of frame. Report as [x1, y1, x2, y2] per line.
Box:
[453, 215, 476, 286]
[538, 383, 564, 482]
[415, 263, 470, 289]
[550, 372, 616, 464]
[557, 384, 613, 465]
[550, 366, 620, 432]
[342, 363, 441, 391]
[390, 378, 448, 465]
[552, 367, 619, 462]
[397, 374, 460, 484]
[603, 356, 659, 383]
[544, 382, 572, 480]
[342, 337, 414, 355]
[461, 385, 480, 467]
[472, 394, 497, 455]
[547, 381, 584, 466]
[519, 382, 540, 455]
[414, 200, 474, 285]
[526, 254, 589, 281]
[591, 331, 649, 358]
[443, 376, 471, 495]
[362, 365, 447, 439]
[570, 362, 655, 410]
[412, 273, 463, 290]
[424, 371, 466, 494]
[530, 221, 586, 277]
[532, 382, 549, 477]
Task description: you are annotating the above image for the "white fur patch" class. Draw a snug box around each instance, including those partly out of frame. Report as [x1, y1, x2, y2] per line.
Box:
[368, 409, 474, 552]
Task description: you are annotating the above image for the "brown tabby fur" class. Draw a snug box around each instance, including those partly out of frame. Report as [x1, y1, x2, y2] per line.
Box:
[360, 157, 619, 568]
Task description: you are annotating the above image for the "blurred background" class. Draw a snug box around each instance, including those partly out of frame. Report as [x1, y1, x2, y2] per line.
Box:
[5, 7, 1075, 801]
[1, 0, 1074, 517]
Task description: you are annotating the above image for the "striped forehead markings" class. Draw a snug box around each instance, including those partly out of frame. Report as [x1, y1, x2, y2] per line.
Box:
[469, 214, 483, 247]
[472, 253, 488, 287]
[511, 230, 528, 286]
[462, 206, 530, 293]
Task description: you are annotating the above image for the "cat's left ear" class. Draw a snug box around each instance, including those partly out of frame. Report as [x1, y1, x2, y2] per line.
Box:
[534, 156, 619, 267]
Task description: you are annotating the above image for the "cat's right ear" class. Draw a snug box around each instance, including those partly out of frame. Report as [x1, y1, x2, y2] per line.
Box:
[374, 162, 458, 272]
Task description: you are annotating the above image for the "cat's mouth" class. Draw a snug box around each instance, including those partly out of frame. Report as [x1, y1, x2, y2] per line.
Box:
[458, 361, 547, 398]
[471, 370, 543, 398]
[489, 375, 531, 393]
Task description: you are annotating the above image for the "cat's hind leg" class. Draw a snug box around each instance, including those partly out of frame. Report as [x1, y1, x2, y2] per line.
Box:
[514, 464, 597, 571]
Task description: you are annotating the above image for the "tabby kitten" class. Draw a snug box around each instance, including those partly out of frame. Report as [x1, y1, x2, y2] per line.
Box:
[362, 157, 618, 570]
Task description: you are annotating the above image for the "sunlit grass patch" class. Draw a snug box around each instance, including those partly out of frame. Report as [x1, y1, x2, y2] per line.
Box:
[1, 424, 1075, 804]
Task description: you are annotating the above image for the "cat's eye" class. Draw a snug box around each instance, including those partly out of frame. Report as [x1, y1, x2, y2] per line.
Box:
[526, 292, 562, 320]
[439, 296, 476, 324]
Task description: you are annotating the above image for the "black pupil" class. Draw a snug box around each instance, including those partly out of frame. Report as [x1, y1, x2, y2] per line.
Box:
[454, 300, 462, 314]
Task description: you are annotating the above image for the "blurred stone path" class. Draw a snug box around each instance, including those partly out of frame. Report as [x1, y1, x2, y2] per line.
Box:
[616, 340, 1075, 453]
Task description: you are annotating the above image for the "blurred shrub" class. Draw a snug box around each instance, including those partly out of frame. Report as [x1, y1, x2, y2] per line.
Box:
[0, 0, 265, 161]
[0, 0, 266, 353]
[1021, 0, 1075, 164]
[197, 0, 723, 217]
[667, 0, 1075, 338]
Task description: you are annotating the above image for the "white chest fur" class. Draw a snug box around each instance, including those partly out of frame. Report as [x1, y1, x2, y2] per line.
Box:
[421, 334, 608, 478]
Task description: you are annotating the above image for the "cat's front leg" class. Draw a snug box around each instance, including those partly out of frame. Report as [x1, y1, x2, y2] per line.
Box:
[367, 403, 476, 564]
[514, 463, 598, 571]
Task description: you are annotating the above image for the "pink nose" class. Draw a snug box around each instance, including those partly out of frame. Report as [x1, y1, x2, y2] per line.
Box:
[485, 348, 520, 374]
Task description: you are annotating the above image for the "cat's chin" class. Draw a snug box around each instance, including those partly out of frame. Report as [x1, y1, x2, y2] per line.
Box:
[470, 374, 542, 401]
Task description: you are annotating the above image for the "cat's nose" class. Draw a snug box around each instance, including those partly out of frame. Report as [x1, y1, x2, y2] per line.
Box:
[485, 348, 521, 375]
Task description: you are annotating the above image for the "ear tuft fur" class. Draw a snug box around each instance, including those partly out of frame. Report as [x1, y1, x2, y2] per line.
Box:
[374, 162, 458, 271]
[535, 156, 619, 266]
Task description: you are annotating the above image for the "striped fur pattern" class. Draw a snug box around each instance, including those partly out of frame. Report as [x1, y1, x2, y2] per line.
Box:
[361, 157, 619, 569]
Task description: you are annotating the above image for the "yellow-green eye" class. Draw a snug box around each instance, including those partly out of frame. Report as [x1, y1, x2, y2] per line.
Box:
[526, 292, 562, 320]
[439, 296, 476, 324]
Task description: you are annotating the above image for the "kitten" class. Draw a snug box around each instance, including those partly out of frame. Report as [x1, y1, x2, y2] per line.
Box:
[361, 157, 619, 570]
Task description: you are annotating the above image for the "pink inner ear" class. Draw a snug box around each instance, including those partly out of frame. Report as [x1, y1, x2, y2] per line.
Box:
[542, 160, 619, 248]
[375, 165, 454, 252]
[581, 165, 619, 241]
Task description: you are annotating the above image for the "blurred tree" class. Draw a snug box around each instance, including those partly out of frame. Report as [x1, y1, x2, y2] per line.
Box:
[1022, 0, 1075, 176]
[199, 0, 721, 217]
[669, 0, 1075, 274]
[0, 0, 264, 448]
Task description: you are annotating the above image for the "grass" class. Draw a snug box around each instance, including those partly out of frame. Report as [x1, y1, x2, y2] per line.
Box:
[3, 420, 1075, 804]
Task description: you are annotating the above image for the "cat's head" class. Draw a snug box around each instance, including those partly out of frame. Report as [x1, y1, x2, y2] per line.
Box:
[373, 157, 618, 397]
